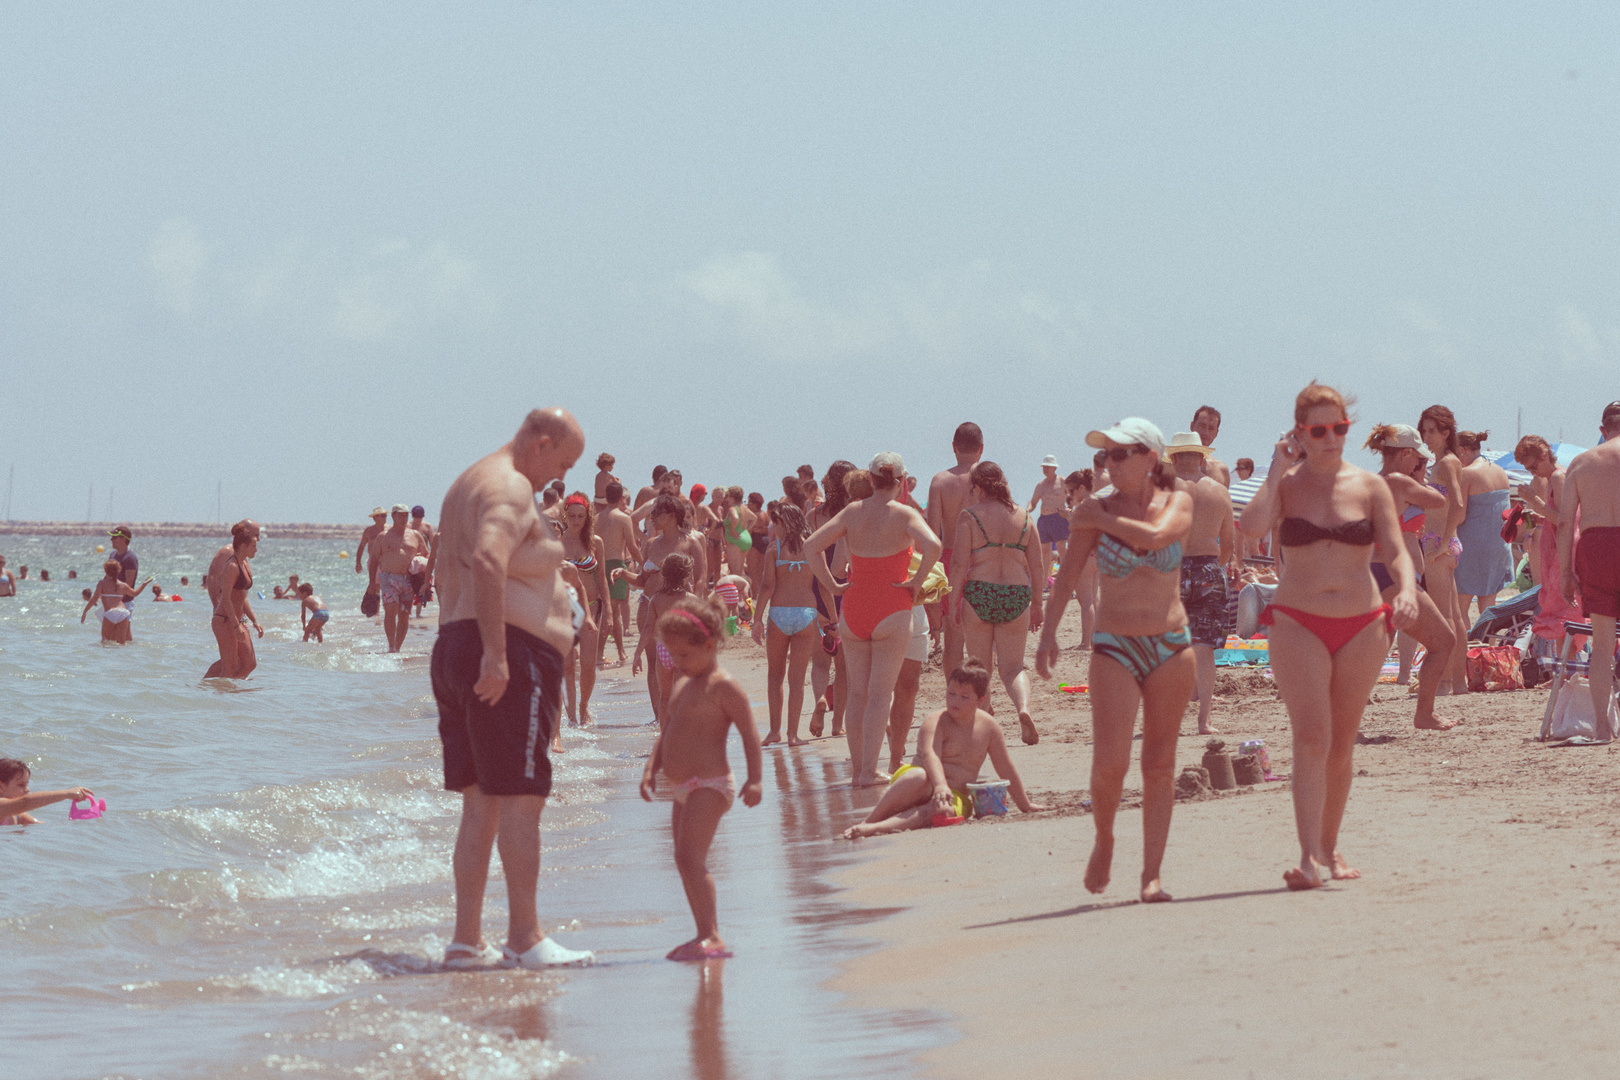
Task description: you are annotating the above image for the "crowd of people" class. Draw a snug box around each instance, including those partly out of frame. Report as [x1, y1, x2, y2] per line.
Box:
[8, 394, 1618, 968]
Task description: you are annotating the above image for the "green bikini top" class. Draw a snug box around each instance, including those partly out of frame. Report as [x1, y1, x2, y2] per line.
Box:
[967, 509, 1029, 553]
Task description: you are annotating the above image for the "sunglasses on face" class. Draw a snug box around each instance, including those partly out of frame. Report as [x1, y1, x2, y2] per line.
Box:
[1103, 445, 1150, 463]
[1296, 422, 1350, 439]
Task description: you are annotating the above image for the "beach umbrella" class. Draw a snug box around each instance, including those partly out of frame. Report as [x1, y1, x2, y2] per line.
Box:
[1491, 443, 1586, 470]
[1228, 476, 1264, 510]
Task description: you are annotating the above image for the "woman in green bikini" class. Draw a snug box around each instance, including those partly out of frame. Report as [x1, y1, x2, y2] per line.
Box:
[1035, 418, 1195, 904]
[949, 461, 1047, 746]
[721, 485, 754, 578]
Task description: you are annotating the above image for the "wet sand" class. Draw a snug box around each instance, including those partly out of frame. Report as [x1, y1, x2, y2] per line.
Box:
[807, 606, 1620, 1078]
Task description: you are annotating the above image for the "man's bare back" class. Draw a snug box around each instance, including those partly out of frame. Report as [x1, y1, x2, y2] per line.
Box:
[596, 506, 639, 563]
[1565, 439, 1620, 529]
[927, 462, 977, 555]
[1180, 474, 1235, 560]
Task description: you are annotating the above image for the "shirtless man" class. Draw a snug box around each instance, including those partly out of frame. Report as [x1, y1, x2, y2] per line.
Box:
[1559, 400, 1620, 740]
[927, 422, 983, 676]
[592, 453, 618, 509]
[1027, 454, 1068, 580]
[355, 508, 387, 575]
[842, 661, 1045, 838]
[634, 465, 668, 513]
[410, 506, 436, 616]
[1190, 405, 1232, 488]
[432, 407, 594, 971]
[594, 481, 640, 666]
[1165, 432, 1236, 735]
[369, 504, 427, 652]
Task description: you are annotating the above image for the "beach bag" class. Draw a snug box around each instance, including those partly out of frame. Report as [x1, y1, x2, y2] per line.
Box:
[1466, 645, 1525, 692]
[1549, 677, 1599, 741]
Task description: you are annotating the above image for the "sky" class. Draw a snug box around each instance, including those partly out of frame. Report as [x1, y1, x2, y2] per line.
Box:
[3, 3, 1619, 525]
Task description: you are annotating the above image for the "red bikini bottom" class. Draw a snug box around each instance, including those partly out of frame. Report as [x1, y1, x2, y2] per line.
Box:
[1260, 604, 1393, 656]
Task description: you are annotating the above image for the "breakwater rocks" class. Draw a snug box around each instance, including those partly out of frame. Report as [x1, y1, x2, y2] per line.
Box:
[0, 520, 357, 540]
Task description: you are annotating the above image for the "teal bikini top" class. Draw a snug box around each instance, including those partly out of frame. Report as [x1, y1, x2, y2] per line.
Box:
[775, 538, 808, 572]
[1096, 533, 1182, 578]
[967, 509, 1029, 553]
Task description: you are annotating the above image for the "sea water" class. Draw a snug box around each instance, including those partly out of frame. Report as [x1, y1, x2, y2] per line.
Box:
[1, 536, 942, 1079]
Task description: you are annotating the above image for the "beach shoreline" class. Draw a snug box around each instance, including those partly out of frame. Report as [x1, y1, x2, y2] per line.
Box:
[0, 520, 357, 539]
[786, 605, 1620, 1079]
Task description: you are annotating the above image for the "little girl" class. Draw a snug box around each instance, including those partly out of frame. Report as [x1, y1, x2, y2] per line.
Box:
[639, 595, 763, 961]
[615, 552, 695, 725]
[80, 559, 149, 643]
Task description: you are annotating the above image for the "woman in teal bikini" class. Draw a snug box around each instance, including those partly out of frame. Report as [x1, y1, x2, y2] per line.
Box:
[1036, 418, 1194, 904]
[950, 462, 1047, 746]
[754, 503, 819, 746]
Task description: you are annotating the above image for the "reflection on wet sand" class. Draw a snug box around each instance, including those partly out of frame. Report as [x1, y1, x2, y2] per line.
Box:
[688, 962, 731, 1080]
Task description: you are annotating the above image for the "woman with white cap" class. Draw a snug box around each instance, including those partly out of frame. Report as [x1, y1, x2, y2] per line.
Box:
[805, 452, 942, 787]
[1242, 384, 1418, 890]
[1366, 424, 1457, 731]
[1036, 418, 1195, 903]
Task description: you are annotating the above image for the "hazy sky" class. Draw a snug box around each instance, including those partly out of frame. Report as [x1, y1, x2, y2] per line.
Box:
[4, 4, 1618, 525]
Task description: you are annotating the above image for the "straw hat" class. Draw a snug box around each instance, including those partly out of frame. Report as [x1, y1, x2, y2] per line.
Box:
[1162, 431, 1215, 462]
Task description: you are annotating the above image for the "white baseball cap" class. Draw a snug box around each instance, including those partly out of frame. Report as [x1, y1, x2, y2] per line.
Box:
[1085, 418, 1166, 457]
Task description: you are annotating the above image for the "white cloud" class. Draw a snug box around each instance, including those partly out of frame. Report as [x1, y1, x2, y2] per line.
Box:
[149, 217, 207, 314]
[680, 252, 1091, 367]
[237, 238, 495, 342]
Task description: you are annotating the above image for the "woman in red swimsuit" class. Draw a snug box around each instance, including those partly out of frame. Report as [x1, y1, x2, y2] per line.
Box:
[1240, 383, 1419, 891]
[805, 452, 943, 787]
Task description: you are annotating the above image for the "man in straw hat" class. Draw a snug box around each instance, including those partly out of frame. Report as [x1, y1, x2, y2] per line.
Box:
[1165, 432, 1236, 735]
[1028, 454, 1069, 578]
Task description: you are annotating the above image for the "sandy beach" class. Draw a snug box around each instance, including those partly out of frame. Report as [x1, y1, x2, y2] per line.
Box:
[715, 604, 1620, 1079]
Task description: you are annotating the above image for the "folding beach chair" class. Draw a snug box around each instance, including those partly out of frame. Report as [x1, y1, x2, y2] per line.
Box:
[1539, 619, 1620, 742]
[1467, 586, 1540, 646]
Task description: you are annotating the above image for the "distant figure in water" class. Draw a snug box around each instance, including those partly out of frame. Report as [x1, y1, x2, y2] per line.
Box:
[0, 556, 15, 596]
[39, 569, 50, 582]
[299, 583, 330, 642]
[0, 759, 95, 826]
[67, 569, 77, 580]
[640, 595, 763, 961]
[81, 559, 148, 643]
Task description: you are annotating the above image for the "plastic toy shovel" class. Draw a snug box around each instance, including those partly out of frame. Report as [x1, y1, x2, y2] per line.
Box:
[69, 794, 106, 820]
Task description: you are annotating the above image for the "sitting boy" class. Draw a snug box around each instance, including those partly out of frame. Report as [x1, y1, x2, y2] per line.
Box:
[842, 660, 1046, 839]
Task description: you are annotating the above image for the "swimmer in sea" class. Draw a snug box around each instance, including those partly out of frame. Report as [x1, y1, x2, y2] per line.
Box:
[80, 559, 149, 643]
[842, 661, 1046, 839]
[0, 758, 94, 826]
[299, 583, 330, 642]
[639, 595, 763, 961]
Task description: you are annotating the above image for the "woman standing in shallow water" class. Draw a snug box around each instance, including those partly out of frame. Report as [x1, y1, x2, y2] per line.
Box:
[1036, 418, 1194, 903]
[1242, 384, 1418, 890]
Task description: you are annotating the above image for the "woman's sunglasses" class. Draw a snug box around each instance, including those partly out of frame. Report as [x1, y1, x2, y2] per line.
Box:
[1296, 422, 1350, 439]
[1103, 445, 1150, 463]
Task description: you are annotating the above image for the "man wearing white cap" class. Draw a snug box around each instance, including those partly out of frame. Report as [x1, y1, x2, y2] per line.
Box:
[1164, 432, 1236, 735]
[369, 503, 428, 652]
[1028, 454, 1068, 578]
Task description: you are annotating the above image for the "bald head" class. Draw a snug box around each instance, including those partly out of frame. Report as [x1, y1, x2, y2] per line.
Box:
[518, 408, 582, 447]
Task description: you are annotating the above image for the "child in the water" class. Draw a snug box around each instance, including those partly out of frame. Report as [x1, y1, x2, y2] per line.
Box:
[0, 759, 94, 826]
[640, 595, 763, 961]
[298, 583, 330, 642]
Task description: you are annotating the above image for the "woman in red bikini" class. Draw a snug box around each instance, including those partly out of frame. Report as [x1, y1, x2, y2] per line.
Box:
[804, 452, 943, 787]
[1240, 383, 1419, 891]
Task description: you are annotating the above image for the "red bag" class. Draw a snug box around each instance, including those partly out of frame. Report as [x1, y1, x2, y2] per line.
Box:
[1466, 645, 1526, 692]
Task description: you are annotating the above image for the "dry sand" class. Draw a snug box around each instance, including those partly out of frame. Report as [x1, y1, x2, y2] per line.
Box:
[718, 606, 1620, 1079]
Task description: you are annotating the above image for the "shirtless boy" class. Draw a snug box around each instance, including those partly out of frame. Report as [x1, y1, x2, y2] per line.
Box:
[927, 422, 984, 675]
[432, 406, 594, 970]
[842, 661, 1045, 839]
[369, 504, 427, 652]
[1190, 406, 1231, 488]
[595, 481, 640, 666]
[1165, 433, 1236, 734]
[1559, 400, 1620, 739]
[1028, 454, 1068, 577]
[299, 583, 330, 642]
